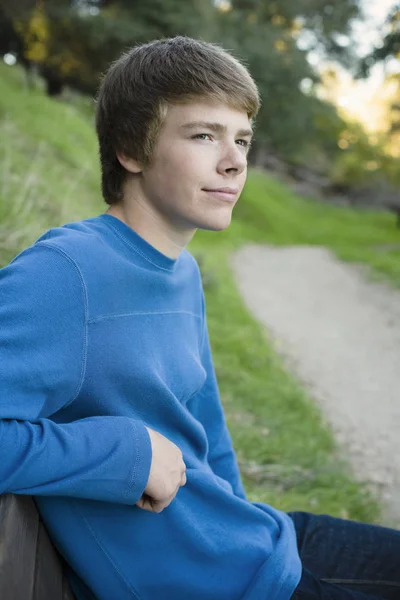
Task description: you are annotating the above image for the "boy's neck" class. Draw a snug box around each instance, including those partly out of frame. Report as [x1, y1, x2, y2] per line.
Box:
[105, 197, 195, 260]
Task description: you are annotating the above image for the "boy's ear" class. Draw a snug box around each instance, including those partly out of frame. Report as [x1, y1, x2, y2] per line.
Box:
[116, 152, 142, 174]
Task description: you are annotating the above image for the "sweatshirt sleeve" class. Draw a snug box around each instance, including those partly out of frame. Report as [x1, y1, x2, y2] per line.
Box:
[0, 243, 152, 503]
[191, 294, 247, 501]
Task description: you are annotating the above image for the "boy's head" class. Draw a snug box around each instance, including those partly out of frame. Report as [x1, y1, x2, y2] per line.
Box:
[95, 36, 260, 206]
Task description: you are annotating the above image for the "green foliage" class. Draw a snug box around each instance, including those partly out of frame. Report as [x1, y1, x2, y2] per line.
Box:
[113, 0, 218, 40]
[329, 122, 400, 189]
[230, 0, 360, 65]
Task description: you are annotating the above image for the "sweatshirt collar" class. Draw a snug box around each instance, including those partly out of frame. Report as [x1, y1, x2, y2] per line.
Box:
[99, 213, 181, 271]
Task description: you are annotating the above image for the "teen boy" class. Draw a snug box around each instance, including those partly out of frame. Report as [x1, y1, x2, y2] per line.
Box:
[0, 36, 399, 600]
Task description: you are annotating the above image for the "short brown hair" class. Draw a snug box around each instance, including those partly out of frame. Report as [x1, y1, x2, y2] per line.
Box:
[95, 36, 260, 205]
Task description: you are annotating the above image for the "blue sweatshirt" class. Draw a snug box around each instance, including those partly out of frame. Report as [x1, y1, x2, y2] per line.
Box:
[0, 214, 301, 600]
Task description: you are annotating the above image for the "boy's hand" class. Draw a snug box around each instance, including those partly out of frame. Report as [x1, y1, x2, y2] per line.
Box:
[136, 427, 187, 513]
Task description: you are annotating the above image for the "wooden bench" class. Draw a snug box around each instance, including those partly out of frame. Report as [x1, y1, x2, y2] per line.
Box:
[0, 494, 76, 599]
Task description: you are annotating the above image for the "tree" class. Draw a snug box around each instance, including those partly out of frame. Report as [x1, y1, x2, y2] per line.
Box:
[229, 0, 360, 66]
[0, 0, 36, 19]
[216, 1, 352, 167]
[8, 0, 218, 96]
[359, 4, 400, 152]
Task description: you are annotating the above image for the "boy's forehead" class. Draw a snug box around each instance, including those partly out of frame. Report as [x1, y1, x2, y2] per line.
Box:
[166, 100, 251, 130]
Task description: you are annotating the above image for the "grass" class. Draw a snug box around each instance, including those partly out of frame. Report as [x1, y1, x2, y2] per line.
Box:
[0, 63, 100, 265]
[2, 61, 399, 524]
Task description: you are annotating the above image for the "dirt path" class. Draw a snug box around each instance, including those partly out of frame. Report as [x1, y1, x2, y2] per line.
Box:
[230, 244, 400, 525]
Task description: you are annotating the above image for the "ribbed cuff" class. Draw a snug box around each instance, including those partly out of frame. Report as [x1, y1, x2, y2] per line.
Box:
[122, 419, 152, 504]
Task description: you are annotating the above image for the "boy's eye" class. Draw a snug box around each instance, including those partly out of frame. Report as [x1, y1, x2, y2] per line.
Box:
[237, 139, 253, 153]
[193, 133, 212, 141]
[192, 134, 252, 150]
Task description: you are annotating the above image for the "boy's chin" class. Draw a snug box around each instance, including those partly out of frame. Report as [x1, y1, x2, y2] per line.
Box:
[198, 214, 233, 232]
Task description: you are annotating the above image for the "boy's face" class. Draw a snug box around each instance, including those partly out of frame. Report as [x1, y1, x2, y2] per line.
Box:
[121, 99, 253, 235]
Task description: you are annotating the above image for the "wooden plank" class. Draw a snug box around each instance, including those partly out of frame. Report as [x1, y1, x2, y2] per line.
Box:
[32, 521, 63, 600]
[0, 494, 76, 599]
[32, 516, 76, 599]
[0, 494, 38, 600]
[62, 573, 77, 600]
[32, 504, 77, 599]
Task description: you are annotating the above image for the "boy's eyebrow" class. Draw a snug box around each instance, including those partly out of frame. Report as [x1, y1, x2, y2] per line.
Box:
[181, 121, 254, 138]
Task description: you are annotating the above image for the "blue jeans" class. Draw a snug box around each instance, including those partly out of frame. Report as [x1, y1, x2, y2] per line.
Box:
[288, 512, 400, 599]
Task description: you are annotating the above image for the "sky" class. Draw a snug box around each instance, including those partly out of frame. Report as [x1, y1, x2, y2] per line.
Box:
[354, 0, 398, 59]
[316, 0, 399, 133]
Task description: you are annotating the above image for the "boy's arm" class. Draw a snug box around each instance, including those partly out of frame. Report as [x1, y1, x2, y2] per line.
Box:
[0, 244, 151, 504]
[190, 300, 247, 500]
